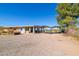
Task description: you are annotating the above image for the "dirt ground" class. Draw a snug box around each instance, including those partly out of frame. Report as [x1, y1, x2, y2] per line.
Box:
[0, 33, 79, 56]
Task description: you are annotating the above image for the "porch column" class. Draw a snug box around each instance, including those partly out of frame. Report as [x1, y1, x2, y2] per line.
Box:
[29, 27, 31, 33]
[42, 28, 44, 33]
[41, 28, 42, 33]
[50, 27, 52, 33]
[37, 28, 39, 33]
[24, 28, 26, 34]
[33, 27, 35, 33]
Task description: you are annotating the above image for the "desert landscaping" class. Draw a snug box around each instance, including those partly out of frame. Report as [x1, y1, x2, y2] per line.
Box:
[0, 33, 79, 56]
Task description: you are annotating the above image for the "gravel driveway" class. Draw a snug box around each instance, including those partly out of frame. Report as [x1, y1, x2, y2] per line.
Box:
[0, 33, 79, 56]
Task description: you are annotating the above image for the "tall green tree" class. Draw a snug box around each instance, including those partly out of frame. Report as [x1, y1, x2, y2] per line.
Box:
[56, 3, 79, 32]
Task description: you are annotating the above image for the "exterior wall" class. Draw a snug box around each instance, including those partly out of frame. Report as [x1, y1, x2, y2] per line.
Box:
[20, 28, 26, 34]
[26, 31, 29, 34]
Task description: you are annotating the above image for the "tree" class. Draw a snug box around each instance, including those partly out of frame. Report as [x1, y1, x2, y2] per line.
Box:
[56, 3, 79, 32]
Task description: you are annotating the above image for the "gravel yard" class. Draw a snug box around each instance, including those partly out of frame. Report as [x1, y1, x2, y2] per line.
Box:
[0, 33, 79, 56]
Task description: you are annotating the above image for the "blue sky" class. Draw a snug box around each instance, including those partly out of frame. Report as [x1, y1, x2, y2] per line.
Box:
[0, 3, 58, 26]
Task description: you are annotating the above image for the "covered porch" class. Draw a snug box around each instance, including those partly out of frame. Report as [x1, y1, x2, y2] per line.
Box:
[0, 26, 48, 35]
